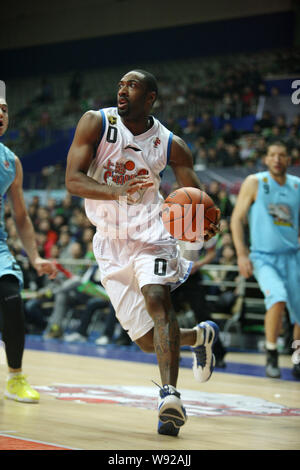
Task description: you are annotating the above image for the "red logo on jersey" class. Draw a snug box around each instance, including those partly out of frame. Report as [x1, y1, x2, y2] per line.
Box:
[125, 160, 135, 171]
[153, 137, 161, 148]
[103, 158, 114, 170]
[103, 159, 148, 186]
[4, 160, 9, 169]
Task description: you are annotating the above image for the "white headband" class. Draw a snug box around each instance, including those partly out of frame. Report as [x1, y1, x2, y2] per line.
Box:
[0, 80, 6, 100]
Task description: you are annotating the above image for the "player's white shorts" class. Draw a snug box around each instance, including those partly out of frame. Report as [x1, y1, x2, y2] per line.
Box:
[93, 233, 192, 341]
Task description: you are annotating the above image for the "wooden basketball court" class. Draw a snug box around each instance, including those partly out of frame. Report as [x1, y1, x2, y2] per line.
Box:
[0, 339, 299, 451]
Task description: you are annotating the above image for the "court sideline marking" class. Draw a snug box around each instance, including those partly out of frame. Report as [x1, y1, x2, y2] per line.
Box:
[0, 432, 80, 450]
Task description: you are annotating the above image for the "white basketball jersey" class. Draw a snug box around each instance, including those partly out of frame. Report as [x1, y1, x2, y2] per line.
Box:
[84, 107, 174, 243]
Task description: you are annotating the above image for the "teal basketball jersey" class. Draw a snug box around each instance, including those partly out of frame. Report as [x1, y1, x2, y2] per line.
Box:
[0, 143, 16, 241]
[248, 171, 300, 253]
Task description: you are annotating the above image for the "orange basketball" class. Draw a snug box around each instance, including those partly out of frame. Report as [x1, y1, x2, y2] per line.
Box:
[161, 187, 219, 242]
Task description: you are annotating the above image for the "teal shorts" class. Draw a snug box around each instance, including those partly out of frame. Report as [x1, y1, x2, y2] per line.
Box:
[250, 250, 300, 325]
[0, 241, 24, 289]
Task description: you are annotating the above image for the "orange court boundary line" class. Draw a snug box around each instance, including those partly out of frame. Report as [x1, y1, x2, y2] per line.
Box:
[0, 433, 80, 450]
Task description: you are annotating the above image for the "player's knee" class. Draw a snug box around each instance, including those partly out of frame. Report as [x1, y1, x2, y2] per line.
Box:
[268, 301, 286, 315]
[142, 285, 167, 315]
[135, 330, 154, 353]
[137, 340, 155, 353]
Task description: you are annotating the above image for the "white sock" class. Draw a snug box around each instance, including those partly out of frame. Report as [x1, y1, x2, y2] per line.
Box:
[266, 341, 277, 351]
[192, 326, 204, 347]
[7, 371, 22, 381]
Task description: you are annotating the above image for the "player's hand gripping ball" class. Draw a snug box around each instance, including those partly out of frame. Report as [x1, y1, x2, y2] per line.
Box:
[161, 187, 220, 242]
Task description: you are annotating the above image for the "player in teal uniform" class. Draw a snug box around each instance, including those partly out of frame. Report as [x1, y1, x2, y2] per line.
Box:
[231, 142, 300, 379]
[0, 81, 57, 402]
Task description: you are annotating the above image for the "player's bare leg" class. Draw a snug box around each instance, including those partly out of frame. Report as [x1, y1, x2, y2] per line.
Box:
[264, 301, 285, 378]
[138, 284, 218, 435]
[139, 283, 186, 435]
[265, 301, 285, 344]
[136, 311, 219, 385]
[141, 284, 180, 387]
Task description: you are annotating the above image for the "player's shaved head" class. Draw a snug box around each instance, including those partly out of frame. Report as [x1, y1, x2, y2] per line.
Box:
[129, 69, 158, 100]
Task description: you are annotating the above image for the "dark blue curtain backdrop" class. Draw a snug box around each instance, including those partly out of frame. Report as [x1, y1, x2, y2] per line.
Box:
[1, 11, 294, 80]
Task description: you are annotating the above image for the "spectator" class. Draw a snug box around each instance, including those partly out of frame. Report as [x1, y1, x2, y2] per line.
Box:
[210, 244, 239, 316]
[207, 181, 221, 205]
[33, 77, 54, 105]
[217, 188, 234, 220]
[275, 115, 288, 135]
[164, 117, 183, 137]
[80, 227, 95, 248]
[241, 86, 255, 114]
[225, 144, 242, 167]
[215, 232, 234, 261]
[193, 143, 208, 167]
[52, 214, 67, 233]
[64, 301, 132, 346]
[268, 126, 282, 143]
[215, 138, 229, 165]
[69, 72, 83, 101]
[56, 232, 74, 260]
[64, 298, 113, 343]
[57, 192, 77, 220]
[291, 114, 300, 131]
[43, 242, 89, 338]
[221, 122, 239, 144]
[291, 148, 300, 166]
[257, 111, 273, 130]
[36, 219, 58, 259]
[207, 147, 222, 167]
[183, 116, 199, 149]
[197, 112, 214, 143]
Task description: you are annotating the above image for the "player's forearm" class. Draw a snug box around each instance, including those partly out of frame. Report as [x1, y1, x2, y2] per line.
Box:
[201, 250, 217, 266]
[65, 172, 117, 200]
[181, 169, 204, 190]
[14, 214, 40, 264]
[230, 216, 248, 256]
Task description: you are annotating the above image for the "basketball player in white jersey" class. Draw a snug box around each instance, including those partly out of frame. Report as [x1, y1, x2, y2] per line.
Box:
[66, 69, 220, 436]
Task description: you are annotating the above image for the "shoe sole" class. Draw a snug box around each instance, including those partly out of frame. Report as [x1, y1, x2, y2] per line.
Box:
[4, 392, 39, 403]
[158, 408, 186, 436]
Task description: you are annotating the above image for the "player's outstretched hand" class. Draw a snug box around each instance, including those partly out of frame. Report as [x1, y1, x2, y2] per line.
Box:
[33, 257, 58, 280]
[204, 207, 221, 241]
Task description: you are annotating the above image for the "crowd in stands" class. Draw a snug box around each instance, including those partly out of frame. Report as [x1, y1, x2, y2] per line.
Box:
[2, 47, 300, 173]
[15, 107, 300, 192]
[166, 111, 300, 171]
